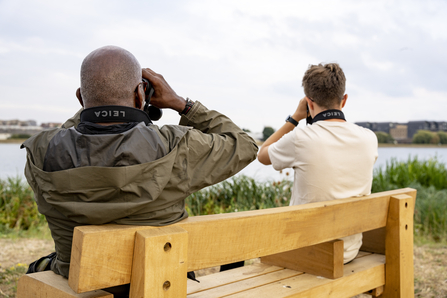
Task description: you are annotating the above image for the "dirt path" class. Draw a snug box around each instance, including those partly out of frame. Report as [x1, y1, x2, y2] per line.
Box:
[0, 239, 54, 270]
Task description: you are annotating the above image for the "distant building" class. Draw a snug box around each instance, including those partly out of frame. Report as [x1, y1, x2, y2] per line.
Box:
[41, 122, 62, 128]
[0, 119, 63, 137]
[0, 119, 50, 137]
[407, 121, 447, 139]
[0, 133, 11, 140]
[356, 120, 447, 144]
[0, 119, 37, 126]
[389, 124, 408, 141]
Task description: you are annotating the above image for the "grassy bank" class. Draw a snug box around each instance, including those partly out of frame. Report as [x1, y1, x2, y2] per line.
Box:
[372, 157, 447, 242]
[1, 157, 447, 242]
[1, 158, 447, 297]
[0, 177, 46, 235]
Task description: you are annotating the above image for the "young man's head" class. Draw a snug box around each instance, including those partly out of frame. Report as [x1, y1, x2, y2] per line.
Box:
[302, 63, 346, 109]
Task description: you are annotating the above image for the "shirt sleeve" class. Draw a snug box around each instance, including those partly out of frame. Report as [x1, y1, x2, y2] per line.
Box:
[268, 129, 297, 171]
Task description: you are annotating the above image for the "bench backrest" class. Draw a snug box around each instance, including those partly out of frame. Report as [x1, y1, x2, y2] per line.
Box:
[68, 188, 416, 296]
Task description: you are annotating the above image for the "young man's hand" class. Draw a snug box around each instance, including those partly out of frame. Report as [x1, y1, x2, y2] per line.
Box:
[292, 97, 309, 122]
[142, 68, 187, 113]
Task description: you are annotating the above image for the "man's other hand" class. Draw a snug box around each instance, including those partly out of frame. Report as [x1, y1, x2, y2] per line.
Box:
[142, 68, 187, 113]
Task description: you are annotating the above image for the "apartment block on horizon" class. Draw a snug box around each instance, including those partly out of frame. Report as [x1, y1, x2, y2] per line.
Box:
[356, 120, 447, 143]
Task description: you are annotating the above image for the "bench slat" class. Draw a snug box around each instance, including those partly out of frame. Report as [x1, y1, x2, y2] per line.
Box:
[187, 268, 302, 298]
[224, 253, 385, 298]
[187, 263, 284, 294]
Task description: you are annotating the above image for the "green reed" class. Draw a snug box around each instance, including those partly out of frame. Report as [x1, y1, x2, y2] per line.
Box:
[1, 156, 447, 241]
[0, 176, 46, 232]
[372, 156, 447, 192]
[372, 156, 447, 241]
[185, 175, 292, 216]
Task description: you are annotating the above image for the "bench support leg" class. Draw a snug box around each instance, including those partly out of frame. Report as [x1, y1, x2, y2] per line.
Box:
[129, 226, 188, 298]
[382, 194, 414, 298]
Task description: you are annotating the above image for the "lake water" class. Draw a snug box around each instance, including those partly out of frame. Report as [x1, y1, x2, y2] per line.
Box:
[1, 143, 447, 181]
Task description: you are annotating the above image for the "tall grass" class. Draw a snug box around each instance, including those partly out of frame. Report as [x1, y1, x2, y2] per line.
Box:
[372, 157, 447, 242]
[1, 156, 446, 241]
[0, 176, 46, 232]
[372, 156, 447, 192]
[186, 175, 292, 215]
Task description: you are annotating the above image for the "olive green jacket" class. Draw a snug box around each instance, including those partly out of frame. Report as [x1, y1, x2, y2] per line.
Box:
[22, 101, 258, 278]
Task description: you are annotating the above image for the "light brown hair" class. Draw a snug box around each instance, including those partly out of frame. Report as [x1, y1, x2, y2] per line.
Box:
[302, 63, 346, 109]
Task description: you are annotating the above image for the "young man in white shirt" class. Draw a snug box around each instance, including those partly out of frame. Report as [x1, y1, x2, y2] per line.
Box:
[258, 63, 378, 263]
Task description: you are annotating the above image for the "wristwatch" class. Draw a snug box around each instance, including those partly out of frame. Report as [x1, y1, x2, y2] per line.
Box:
[179, 98, 194, 115]
[285, 115, 298, 126]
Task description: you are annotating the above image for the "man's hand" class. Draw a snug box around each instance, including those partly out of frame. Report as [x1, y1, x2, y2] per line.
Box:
[142, 68, 187, 113]
[292, 97, 309, 122]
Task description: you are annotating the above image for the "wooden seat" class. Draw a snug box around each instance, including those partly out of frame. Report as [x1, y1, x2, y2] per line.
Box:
[17, 188, 416, 298]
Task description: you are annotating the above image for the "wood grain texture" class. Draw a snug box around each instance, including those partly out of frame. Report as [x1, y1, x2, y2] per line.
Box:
[361, 227, 386, 254]
[382, 194, 415, 298]
[224, 254, 386, 298]
[187, 263, 284, 295]
[261, 240, 344, 279]
[68, 188, 416, 293]
[129, 226, 188, 298]
[17, 271, 113, 298]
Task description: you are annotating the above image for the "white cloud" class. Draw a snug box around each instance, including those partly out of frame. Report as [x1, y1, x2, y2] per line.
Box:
[0, 0, 446, 131]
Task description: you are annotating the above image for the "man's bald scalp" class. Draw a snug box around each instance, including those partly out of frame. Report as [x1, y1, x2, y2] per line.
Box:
[80, 46, 141, 107]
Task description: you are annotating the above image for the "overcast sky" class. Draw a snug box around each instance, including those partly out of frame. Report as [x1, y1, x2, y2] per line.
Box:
[0, 0, 446, 132]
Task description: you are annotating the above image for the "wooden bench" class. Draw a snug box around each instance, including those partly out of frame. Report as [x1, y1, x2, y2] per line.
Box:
[17, 188, 417, 298]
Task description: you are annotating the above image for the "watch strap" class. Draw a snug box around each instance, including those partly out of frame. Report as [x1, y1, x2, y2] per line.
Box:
[179, 98, 195, 115]
[286, 115, 298, 126]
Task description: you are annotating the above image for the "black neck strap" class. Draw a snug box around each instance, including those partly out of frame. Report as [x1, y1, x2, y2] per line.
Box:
[311, 109, 346, 124]
[80, 105, 152, 125]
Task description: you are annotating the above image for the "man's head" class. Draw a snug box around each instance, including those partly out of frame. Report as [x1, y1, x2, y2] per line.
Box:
[77, 46, 143, 109]
[302, 63, 346, 109]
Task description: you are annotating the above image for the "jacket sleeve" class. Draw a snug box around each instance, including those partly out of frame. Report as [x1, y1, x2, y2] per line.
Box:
[175, 101, 258, 193]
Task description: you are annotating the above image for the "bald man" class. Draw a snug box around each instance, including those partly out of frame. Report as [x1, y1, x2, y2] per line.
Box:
[22, 46, 258, 286]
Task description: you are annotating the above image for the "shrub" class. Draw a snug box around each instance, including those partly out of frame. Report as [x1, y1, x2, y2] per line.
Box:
[438, 131, 447, 144]
[0, 176, 46, 230]
[262, 126, 275, 141]
[9, 134, 31, 139]
[375, 131, 394, 144]
[413, 130, 439, 144]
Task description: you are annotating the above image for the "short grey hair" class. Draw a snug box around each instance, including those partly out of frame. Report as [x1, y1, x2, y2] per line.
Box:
[80, 46, 141, 107]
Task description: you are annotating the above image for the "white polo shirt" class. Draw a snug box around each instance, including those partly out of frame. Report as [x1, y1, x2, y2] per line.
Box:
[268, 120, 378, 263]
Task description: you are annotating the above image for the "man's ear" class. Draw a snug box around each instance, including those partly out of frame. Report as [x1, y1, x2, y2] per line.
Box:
[135, 83, 146, 110]
[341, 94, 348, 108]
[76, 88, 84, 107]
[305, 96, 314, 110]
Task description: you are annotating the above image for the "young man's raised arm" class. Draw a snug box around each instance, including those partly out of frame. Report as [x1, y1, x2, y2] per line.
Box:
[258, 97, 308, 165]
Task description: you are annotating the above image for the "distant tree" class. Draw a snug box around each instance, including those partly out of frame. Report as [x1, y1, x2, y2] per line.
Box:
[262, 126, 275, 141]
[242, 128, 251, 133]
[375, 132, 394, 144]
[438, 131, 447, 144]
[412, 130, 439, 144]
